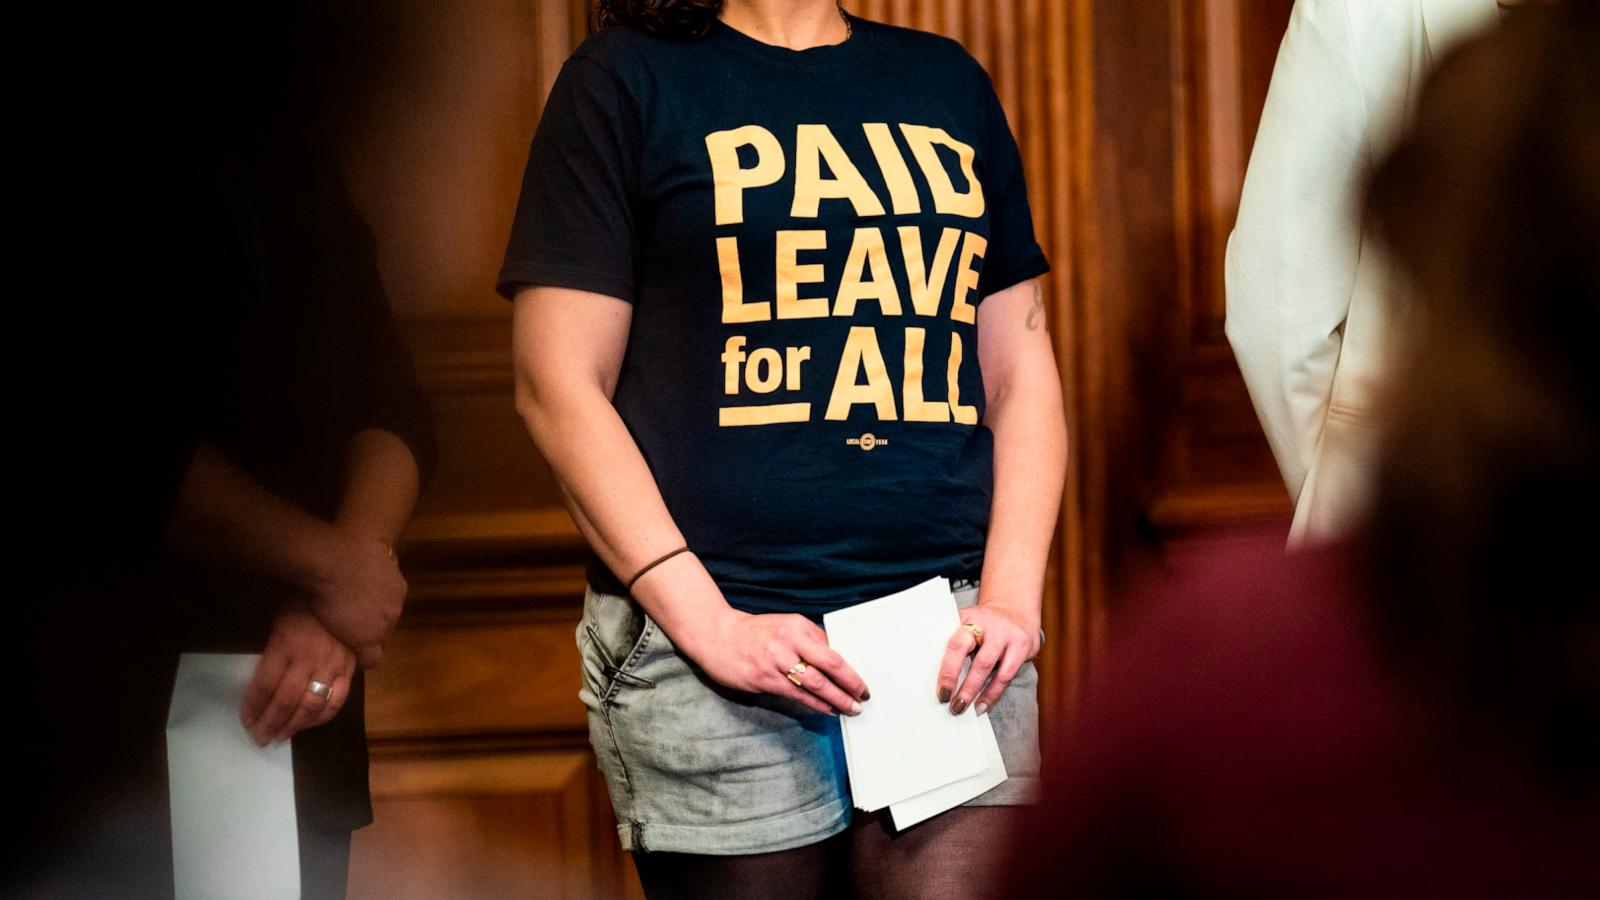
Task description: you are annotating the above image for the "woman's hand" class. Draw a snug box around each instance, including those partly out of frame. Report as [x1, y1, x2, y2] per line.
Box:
[241, 604, 358, 746]
[683, 610, 871, 717]
[937, 601, 1041, 716]
[305, 531, 406, 667]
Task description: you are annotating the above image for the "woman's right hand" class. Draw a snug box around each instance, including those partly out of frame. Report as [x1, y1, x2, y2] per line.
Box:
[685, 610, 871, 717]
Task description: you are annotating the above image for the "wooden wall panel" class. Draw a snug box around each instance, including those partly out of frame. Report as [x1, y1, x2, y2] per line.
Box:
[365, 618, 586, 741]
[337, 2, 614, 895]
[350, 751, 641, 900]
[1152, 0, 1295, 535]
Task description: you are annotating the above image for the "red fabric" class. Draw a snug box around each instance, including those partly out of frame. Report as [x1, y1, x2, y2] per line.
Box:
[1011, 535, 1600, 898]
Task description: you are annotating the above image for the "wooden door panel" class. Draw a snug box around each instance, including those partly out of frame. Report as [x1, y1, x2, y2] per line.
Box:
[349, 751, 642, 900]
[365, 620, 587, 740]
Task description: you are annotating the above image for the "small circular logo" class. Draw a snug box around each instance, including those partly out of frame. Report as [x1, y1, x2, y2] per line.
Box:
[846, 433, 888, 451]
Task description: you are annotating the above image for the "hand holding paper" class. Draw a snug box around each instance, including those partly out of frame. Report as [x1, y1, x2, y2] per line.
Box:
[824, 577, 1008, 823]
[241, 606, 356, 746]
[937, 599, 1043, 718]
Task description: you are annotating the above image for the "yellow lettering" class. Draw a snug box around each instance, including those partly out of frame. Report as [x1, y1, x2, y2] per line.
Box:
[832, 228, 903, 318]
[717, 236, 770, 323]
[950, 231, 987, 324]
[863, 123, 921, 215]
[706, 125, 786, 226]
[899, 226, 961, 318]
[746, 348, 783, 393]
[826, 326, 898, 421]
[721, 336, 748, 395]
[899, 124, 984, 218]
[784, 346, 812, 391]
[947, 332, 979, 424]
[792, 124, 887, 220]
[776, 230, 831, 319]
[903, 327, 951, 422]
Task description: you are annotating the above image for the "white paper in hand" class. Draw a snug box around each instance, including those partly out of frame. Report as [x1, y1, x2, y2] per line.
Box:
[824, 577, 986, 811]
[167, 653, 300, 900]
[889, 711, 1008, 829]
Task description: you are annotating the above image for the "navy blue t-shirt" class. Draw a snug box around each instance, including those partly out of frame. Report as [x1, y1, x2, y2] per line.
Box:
[498, 10, 1050, 615]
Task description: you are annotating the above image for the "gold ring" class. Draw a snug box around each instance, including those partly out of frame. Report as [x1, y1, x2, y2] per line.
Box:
[785, 660, 810, 687]
[961, 623, 984, 647]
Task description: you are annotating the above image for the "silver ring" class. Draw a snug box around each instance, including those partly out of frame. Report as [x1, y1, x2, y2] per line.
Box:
[308, 680, 332, 701]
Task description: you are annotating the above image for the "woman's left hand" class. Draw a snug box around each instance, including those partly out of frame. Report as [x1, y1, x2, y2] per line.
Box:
[936, 601, 1041, 716]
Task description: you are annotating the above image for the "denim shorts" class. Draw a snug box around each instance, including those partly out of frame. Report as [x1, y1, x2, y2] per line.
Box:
[575, 578, 1042, 856]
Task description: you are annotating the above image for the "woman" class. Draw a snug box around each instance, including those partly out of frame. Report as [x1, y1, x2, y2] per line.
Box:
[498, 1, 1066, 896]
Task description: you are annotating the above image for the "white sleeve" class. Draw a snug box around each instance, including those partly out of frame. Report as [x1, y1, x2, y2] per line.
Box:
[1224, 0, 1372, 503]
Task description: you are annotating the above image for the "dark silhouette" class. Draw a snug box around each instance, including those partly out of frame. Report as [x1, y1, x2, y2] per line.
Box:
[18, 3, 434, 896]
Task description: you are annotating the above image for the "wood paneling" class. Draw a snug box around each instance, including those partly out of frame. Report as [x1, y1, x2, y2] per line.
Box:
[350, 750, 641, 900]
[1157, 0, 1296, 541]
[337, 2, 617, 894]
[337, 1, 1298, 894]
[366, 618, 586, 741]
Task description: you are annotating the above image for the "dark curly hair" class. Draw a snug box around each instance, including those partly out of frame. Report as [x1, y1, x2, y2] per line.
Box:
[592, 0, 726, 39]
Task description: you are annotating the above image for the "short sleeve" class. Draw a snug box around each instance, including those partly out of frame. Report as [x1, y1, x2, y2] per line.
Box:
[496, 54, 642, 303]
[976, 71, 1051, 299]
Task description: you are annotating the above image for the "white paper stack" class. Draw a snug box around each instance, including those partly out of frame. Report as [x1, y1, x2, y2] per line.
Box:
[823, 577, 1009, 829]
[166, 653, 301, 900]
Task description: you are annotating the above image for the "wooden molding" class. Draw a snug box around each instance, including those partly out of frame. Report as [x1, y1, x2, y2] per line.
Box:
[351, 748, 640, 900]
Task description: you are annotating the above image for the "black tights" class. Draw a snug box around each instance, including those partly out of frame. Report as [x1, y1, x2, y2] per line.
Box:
[631, 806, 1017, 900]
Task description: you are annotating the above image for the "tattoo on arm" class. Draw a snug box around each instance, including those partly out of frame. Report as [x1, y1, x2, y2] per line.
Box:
[1025, 282, 1045, 331]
